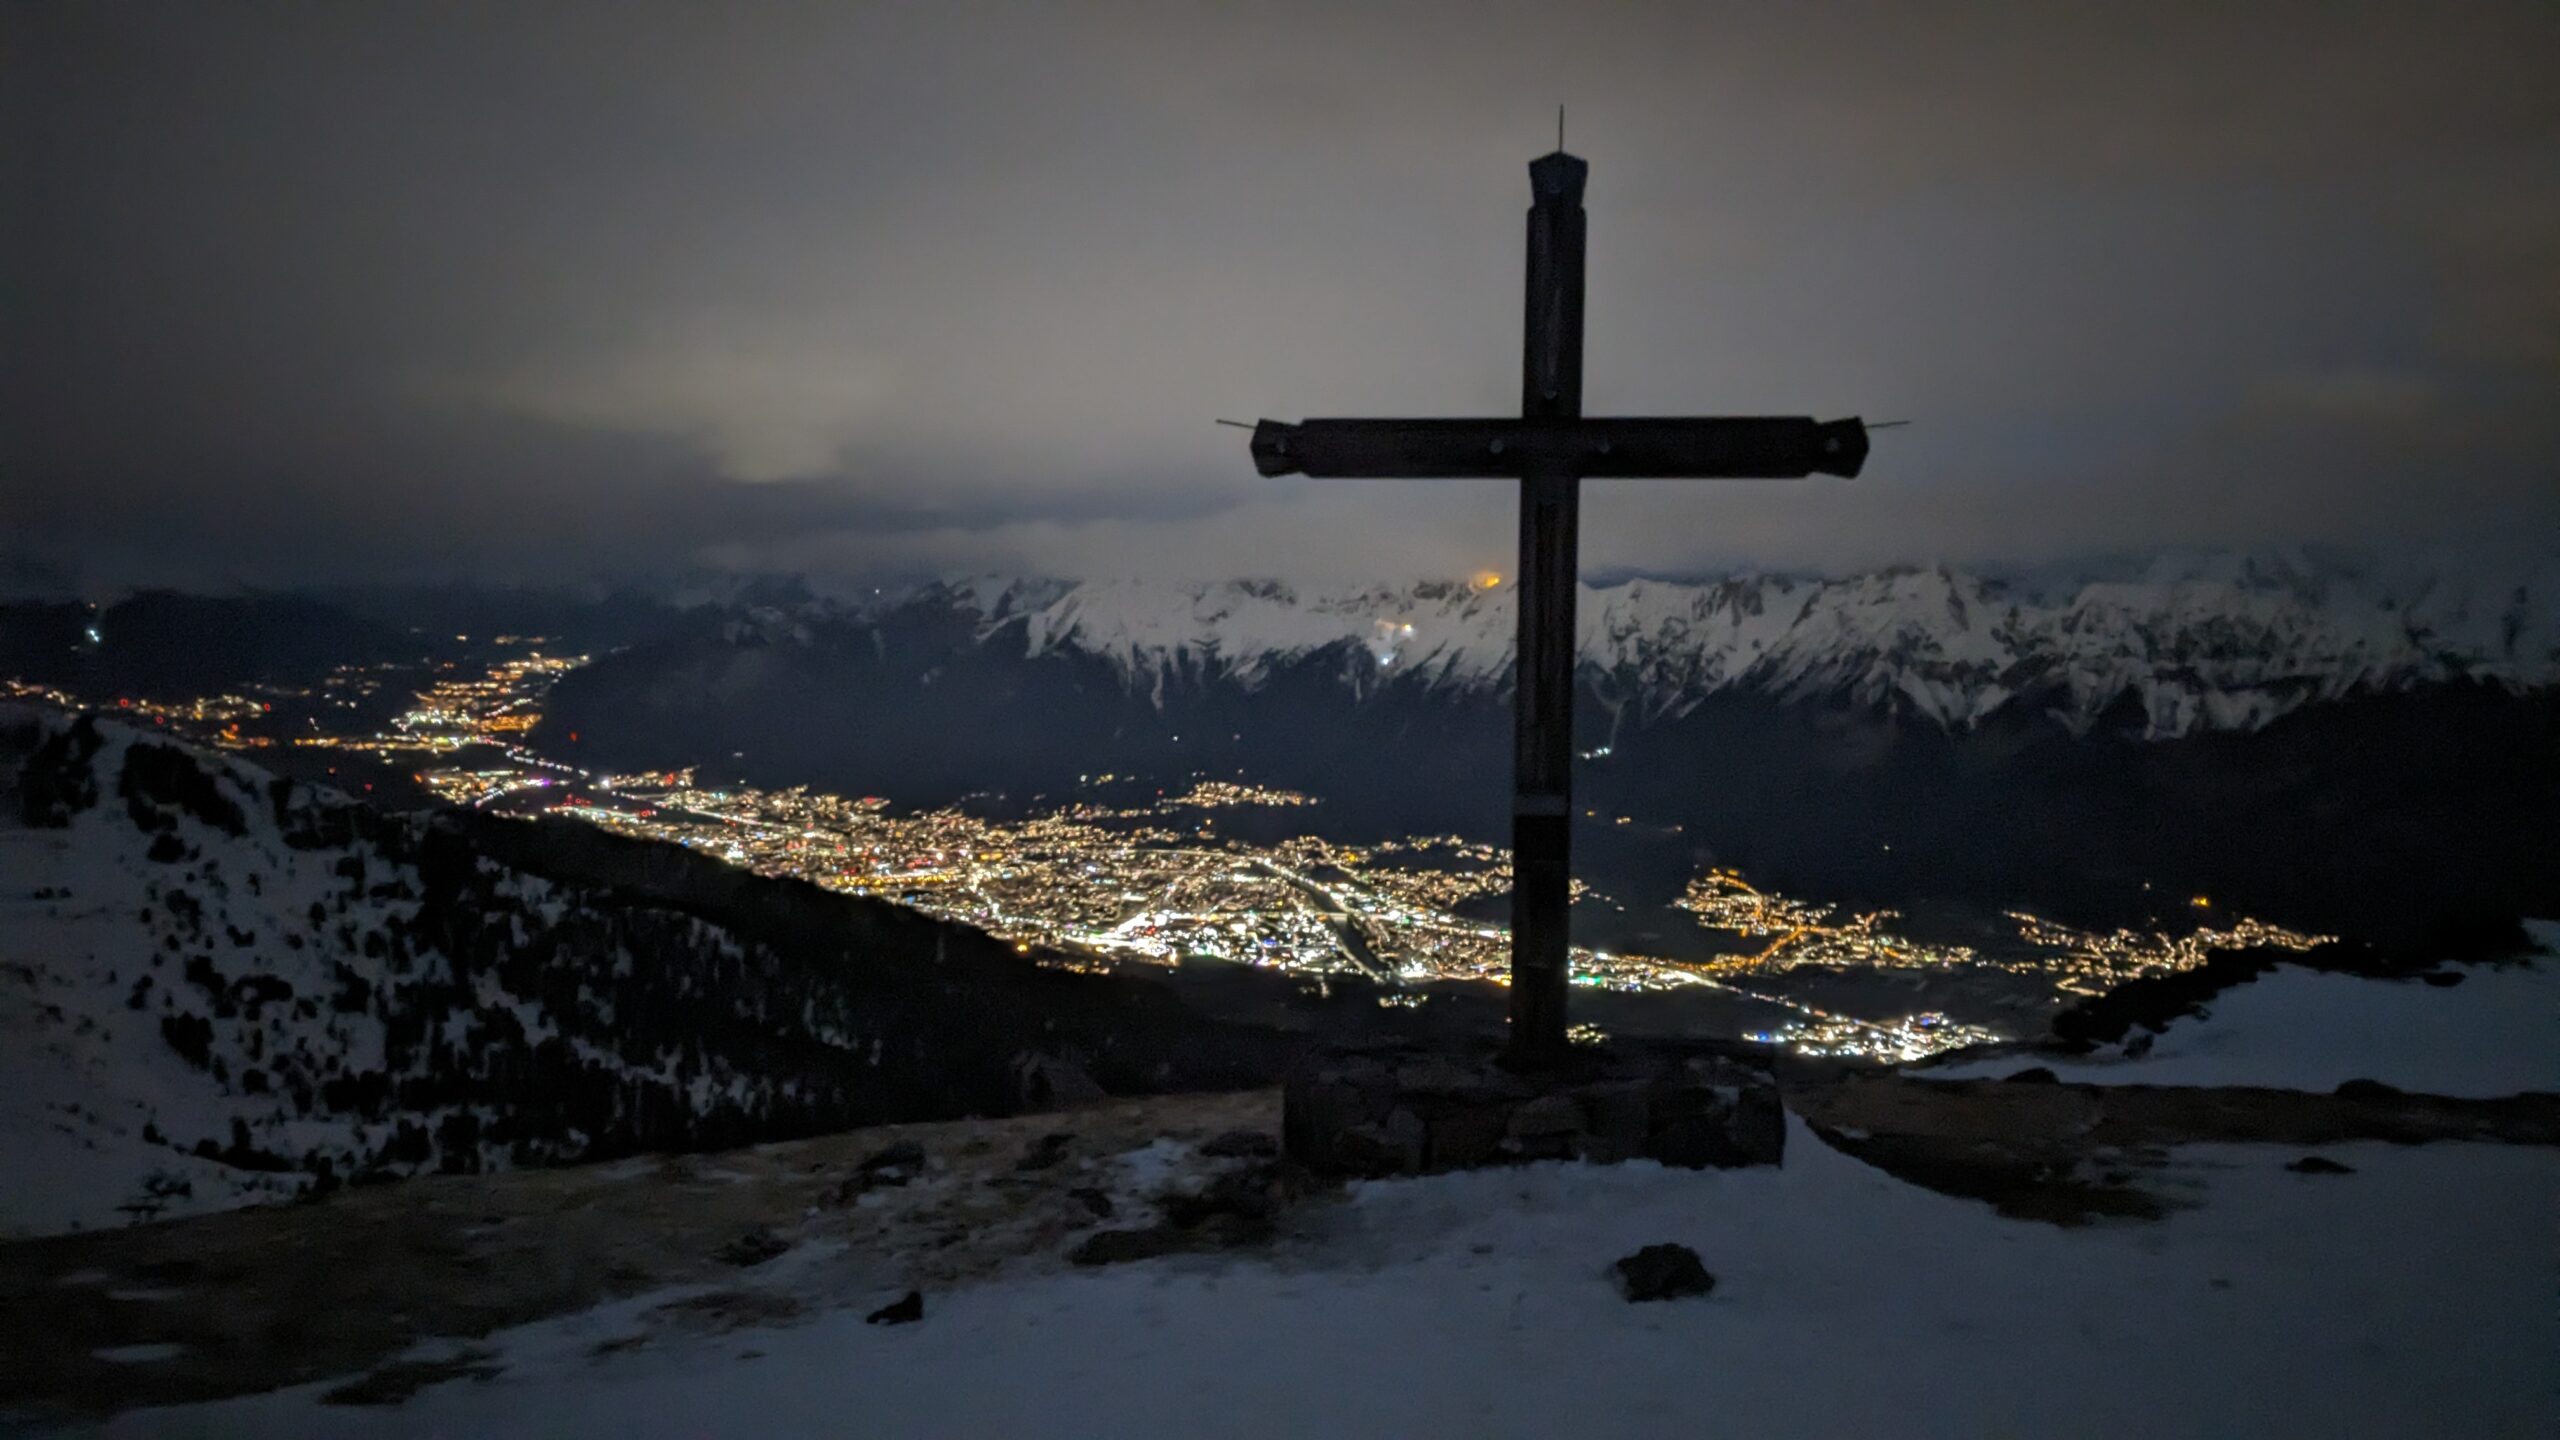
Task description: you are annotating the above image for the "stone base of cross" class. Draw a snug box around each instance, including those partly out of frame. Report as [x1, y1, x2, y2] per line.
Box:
[1246, 148, 1868, 1064]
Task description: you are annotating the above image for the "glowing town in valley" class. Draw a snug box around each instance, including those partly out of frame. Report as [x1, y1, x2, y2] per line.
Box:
[7, 647, 2333, 1064]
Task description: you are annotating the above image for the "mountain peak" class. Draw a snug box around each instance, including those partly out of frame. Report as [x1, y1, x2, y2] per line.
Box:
[794, 552, 2560, 738]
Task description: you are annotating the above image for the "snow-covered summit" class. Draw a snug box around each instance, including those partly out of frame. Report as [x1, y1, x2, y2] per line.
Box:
[867, 549, 2559, 737]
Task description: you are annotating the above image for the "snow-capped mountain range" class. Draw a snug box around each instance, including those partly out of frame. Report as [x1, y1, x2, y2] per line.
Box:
[807, 549, 2559, 739]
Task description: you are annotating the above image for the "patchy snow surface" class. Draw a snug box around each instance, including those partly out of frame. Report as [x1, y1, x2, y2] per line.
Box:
[1931, 943, 2560, 1096]
[99, 1118, 2558, 1439]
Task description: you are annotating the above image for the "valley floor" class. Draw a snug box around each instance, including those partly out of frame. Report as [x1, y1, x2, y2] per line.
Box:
[16, 1106, 2553, 1440]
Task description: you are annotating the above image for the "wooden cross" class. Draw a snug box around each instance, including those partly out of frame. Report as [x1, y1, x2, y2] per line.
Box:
[1244, 147, 1869, 1063]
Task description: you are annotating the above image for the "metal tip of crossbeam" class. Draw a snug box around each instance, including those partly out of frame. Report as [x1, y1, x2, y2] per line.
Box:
[1868, 420, 1914, 430]
[1213, 418, 1255, 429]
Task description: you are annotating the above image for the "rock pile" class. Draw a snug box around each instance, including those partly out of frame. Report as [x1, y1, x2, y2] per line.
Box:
[1282, 1042, 1784, 1178]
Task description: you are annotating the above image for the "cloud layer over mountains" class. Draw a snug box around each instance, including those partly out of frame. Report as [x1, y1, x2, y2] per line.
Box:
[9, 3, 2557, 589]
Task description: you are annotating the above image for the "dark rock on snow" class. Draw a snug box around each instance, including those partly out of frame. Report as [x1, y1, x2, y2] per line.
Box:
[1012, 1053, 1106, 1110]
[713, 1228, 790, 1267]
[1070, 1155, 1314, 1264]
[1161, 1160, 1311, 1231]
[1199, 1128, 1279, 1159]
[855, 1141, 926, 1187]
[1069, 1227, 1189, 1267]
[1613, 1243, 1716, 1303]
[2285, 1155, 2356, 1175]
[1016, 1132, 1074, 1172]
[1284, 1043, 1783, 1179]
[865, 1290, 924, 1326]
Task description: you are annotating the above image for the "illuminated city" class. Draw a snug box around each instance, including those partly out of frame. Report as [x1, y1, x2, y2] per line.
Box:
[9, 649, 2335, 1064]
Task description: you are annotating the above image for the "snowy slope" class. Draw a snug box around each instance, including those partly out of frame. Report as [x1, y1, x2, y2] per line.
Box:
[110, 1117, 2560, 1440]
[0, 714, 880, 1236]
[879, 548, 2560, 736]
[1929, 932, 2560, 1095]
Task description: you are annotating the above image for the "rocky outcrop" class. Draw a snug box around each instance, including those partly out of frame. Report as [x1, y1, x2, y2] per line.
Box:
[1281, 1042, 1783, 1179]
[1613, 1244, 1715, 1303]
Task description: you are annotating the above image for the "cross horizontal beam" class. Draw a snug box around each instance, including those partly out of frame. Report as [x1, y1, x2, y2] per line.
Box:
[1249, 416, 1868, 481]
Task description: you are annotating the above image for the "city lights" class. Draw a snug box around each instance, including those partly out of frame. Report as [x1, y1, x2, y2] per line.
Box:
[8, 650, 2334, 1065]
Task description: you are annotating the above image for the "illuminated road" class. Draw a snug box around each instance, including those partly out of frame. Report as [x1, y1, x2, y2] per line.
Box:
[1252, 859, 1398, 982]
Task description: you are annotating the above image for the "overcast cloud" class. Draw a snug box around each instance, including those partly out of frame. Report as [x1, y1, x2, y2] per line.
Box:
[6, 2, 2556, 589]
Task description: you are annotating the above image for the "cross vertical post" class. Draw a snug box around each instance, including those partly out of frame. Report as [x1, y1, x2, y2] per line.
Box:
[1241, 145, 1869, 1072]
[1509, 151, 1589, 1063]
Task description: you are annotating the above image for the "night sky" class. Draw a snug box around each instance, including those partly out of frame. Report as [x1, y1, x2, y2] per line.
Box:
[8, 3, 2556, 589]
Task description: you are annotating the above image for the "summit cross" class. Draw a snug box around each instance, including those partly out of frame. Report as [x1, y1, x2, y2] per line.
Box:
[1243, 147, 1870, 1064]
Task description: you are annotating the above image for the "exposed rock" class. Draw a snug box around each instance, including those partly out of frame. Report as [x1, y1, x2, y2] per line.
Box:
[1075, 1152, 1314, 1264]
[856, 1141, 926, 1185]
[864, 1290, 924, 1326]
[2006, 1066, 2060, 1084]
[0, 1086, 1287, 1420]
[1803, 1071, 2560, 1154]
[2285, 1155, 2356, 1175]
[1424, 1103, 1513, 1170]
[1811, 1127, 2168, 1227]
[712, 1228, 790, 1267]
[1794, 1072, 2560, 1226]
[828, 1141, 926, 1202]
[1162, 1160, 1312, 1230]
[1507, 1094, 1585, 1137]
[2419, 970, 2467, 988]
[1199, 1128, 1278, 1159]
[1332, 1109, 1427, 1177]
[1068, 1186, 1115, 1219]
[1284, 1042, 1784, 1178]
[1574, 1080, 1652, 1164]
[1613, 1243, 1715, 1302]
[1654, 1065, 1786, 1170]
[1187, 1211, 1276, 1249]
[1013, 1053, 1106, 1110]
[1015, 1132, 1073, 1172]
[1505, 1094, 1586, 1162]
[1396, 1057, 1529, 1105]
[1068, 1227, 1188, 1267]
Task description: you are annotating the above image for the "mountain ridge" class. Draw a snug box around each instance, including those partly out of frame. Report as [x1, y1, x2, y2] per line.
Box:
[0, 711, 1295, 1237]
[749, 550, 2560, 740]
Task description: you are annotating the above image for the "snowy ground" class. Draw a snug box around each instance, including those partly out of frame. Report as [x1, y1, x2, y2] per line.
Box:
[0, 799, 335, 1237]
[1928, 939, 2560, 1096]
[84, 1116, 2558, 1440]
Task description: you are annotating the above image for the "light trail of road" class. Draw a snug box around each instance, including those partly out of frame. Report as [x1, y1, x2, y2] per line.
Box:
[1250, 859, 1398, 982]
